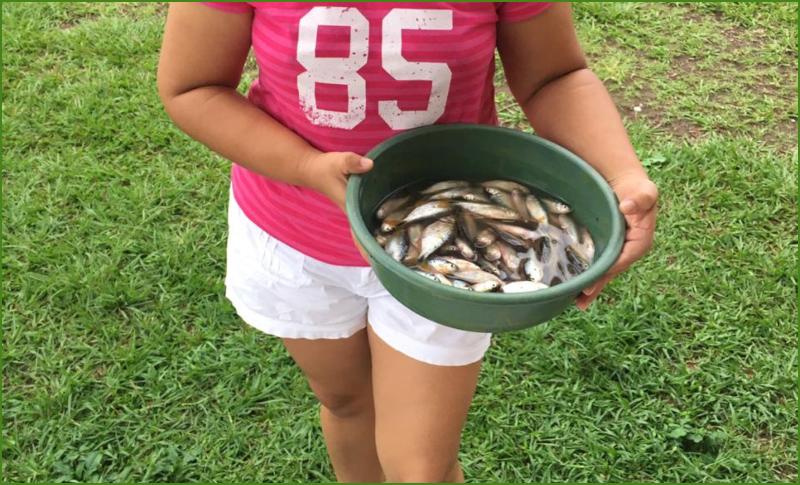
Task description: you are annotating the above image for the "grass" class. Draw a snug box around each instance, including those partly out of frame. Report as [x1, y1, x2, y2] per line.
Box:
[3, 2, 797, 482]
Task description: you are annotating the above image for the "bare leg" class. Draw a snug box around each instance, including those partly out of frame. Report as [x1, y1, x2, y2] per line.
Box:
[368, 326, 482, 483]
[283, 329, 383, 482]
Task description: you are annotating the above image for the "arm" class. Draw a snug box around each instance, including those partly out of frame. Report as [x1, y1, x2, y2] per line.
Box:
[157, 3, 371, 210]
[497, 3, 658, 309]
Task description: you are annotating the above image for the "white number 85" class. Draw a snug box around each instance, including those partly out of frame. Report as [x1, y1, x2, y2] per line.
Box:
[297, 7, 453, 130]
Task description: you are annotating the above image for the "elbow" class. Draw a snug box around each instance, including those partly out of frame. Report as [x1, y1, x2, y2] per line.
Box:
[519, 64, 592, 108]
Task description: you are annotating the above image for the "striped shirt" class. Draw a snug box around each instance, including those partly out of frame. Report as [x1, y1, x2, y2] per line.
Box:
[204, 2, 551, 266]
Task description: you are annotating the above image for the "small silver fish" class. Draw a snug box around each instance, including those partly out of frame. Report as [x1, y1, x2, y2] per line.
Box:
[484, 241, 502, 262]
[511, 189, 530, 221]
[474, 228, 497, 248]
[422, 257, 459, 275]
[439, 256, 482, 273]
[542, 197, 571, 214]
[525, 194, 549, 224]
[484, 187, 516, 209]
[485, 221, 539, 243]
[430, 187, 490, 203]
[477, 258, 503, 278]
[402, 200, 451, 224]
[385, 231, 407, 262]
[419, 216, 455, 260]
[451, 279, 471, 290]
[381, 205, 414, 233]
[433, 273, 453, 286]
[375, 233, 389, 247]
[454, 237, 477, 261]
[502, 281, 549, 293]
[457, 211, 479, 243]
[481, 180, 530, 194]
[376, 194, 410, 219]
[497, 241, 522, 273]
[451, 270, 503, 285]
[454, 202, 521, 221]
[471, 280, 502, 293]
[402, 223, 423, 265]
[552, 214, 579, 243]
[523, 249, 545, 282]
[420, 180, 469, 194]
[438, 244, 462, 256]
[577, 226, 595, 261]
[414, 269, 438, 281]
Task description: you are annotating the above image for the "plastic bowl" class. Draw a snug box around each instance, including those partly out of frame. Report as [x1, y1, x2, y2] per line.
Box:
[346, 124, 624, 333]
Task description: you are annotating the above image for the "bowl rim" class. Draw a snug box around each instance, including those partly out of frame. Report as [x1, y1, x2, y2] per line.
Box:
[346, 124, 626, 304]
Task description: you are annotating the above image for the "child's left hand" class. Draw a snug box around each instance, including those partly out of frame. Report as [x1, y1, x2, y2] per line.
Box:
[576, 172, 658, 310]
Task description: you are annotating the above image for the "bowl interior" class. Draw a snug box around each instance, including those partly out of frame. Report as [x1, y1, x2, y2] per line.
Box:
[347, 124, 624, 303]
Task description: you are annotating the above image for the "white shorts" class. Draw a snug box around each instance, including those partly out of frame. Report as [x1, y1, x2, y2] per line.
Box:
[224, 194, 491, 366]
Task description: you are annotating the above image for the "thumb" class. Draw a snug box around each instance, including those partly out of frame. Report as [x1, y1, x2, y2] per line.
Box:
[619, 179, 658, 214]
[340, 152, 373, 175]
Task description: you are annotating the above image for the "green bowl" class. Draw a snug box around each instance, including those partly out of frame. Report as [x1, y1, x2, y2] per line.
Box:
[346, 124, 625, 333]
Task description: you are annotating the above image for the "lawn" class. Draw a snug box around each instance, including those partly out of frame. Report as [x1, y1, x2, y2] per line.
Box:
[2, 2, 797, 482]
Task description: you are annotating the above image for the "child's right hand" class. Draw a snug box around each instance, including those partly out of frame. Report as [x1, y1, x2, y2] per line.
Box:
[302, 151, 374, 212]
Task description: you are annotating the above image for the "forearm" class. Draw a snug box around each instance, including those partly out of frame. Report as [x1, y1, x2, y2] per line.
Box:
[161, 85, 321, 188]
[523, 68, 647, 183]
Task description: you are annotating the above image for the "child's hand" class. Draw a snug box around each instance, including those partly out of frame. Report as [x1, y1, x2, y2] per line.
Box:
[576, 172, 658, 310]
[302, 151, 373, 212]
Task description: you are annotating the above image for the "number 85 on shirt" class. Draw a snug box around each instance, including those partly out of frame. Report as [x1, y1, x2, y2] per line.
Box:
[297, 7, 453, 130]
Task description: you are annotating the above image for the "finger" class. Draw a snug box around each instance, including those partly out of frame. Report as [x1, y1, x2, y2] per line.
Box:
[619, 180, 658, 214]
[341, 152, 373, 175]
[606, 238, 652, 276]
[576, 275, 613, 310]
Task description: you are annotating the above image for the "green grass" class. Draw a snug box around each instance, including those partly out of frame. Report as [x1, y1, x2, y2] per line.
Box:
[3, 2, 797, 482]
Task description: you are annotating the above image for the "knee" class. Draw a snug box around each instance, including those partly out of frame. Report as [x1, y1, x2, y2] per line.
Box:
[382, 456, 457, 483]
[313, 388, 372, 419]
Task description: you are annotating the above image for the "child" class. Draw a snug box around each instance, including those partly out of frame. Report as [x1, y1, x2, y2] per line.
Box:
[158, 3, 657, 482]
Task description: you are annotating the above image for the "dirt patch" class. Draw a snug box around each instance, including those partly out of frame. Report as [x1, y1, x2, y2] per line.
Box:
[59, 12, 99, 30]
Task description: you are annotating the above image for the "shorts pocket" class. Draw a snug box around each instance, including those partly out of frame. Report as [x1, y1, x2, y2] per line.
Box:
[256, 233, 312, 288]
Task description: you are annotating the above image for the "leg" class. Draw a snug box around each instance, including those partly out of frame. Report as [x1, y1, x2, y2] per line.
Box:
[368, 326, 482, 483]
[283, 329, 383, 483]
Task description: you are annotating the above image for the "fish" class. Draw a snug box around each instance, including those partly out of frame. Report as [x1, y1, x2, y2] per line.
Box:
[430, 187, 490, 203]
[457, 211, 479, 242]
[438, 244, 462, 256]
[421, 257, 459, 275]
[511, 189, 530, 221]
[484, 187, 516, 209]
[471, 280, 502, 292]
[482, 180, 530, 193]
[531, 237, 553, 264]
[523, 249, 545, 282]
[525, 194, 549, 224]
[474, 228, 497, 248]
[576, 226, 595, 261]
[477, 258, 504, 278]
[497, 241, 522, 273]
[552, 213, 579, 242]
[433, 273, 453, 286]
[376, 194, 410, 219]
[502, 281, 549, 293]
[438, 256, 482, 273]
[375, 233, 389, 247]
[402, 200, 451, 224]
[454, 202, 521, 221]
[419, 216, 455, 260]
[542, 197, 571, 214]
[485, 221, 539, 243]
[420, 180, 469, 194]
[451, 279, 471, 290]
[381, 205, 414, 233]
[484, 241, 502, 262]
[403, 223, 424, 265]
[385, 230, 407, 262]
[451, 270, 503, 285]
[454, 237, 477, 261]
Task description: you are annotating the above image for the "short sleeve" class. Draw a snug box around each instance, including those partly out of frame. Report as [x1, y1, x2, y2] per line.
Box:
[202, 2, 253, 14]
[497, 2, 552, 23]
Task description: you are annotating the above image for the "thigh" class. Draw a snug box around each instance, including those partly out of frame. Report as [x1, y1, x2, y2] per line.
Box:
[283, 329, 373, 415]
[368, 325, 482, 481]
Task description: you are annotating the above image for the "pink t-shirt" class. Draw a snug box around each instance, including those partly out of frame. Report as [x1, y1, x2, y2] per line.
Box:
[204, 2, 551, 266]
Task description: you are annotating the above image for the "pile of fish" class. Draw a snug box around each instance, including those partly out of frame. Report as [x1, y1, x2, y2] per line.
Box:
[373, 180, 596, 294]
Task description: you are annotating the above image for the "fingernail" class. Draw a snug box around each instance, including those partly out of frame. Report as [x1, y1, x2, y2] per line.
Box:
[360, 157, 373, 169]
[620, 199, 636, 213]
[583, 285, 596, 296]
